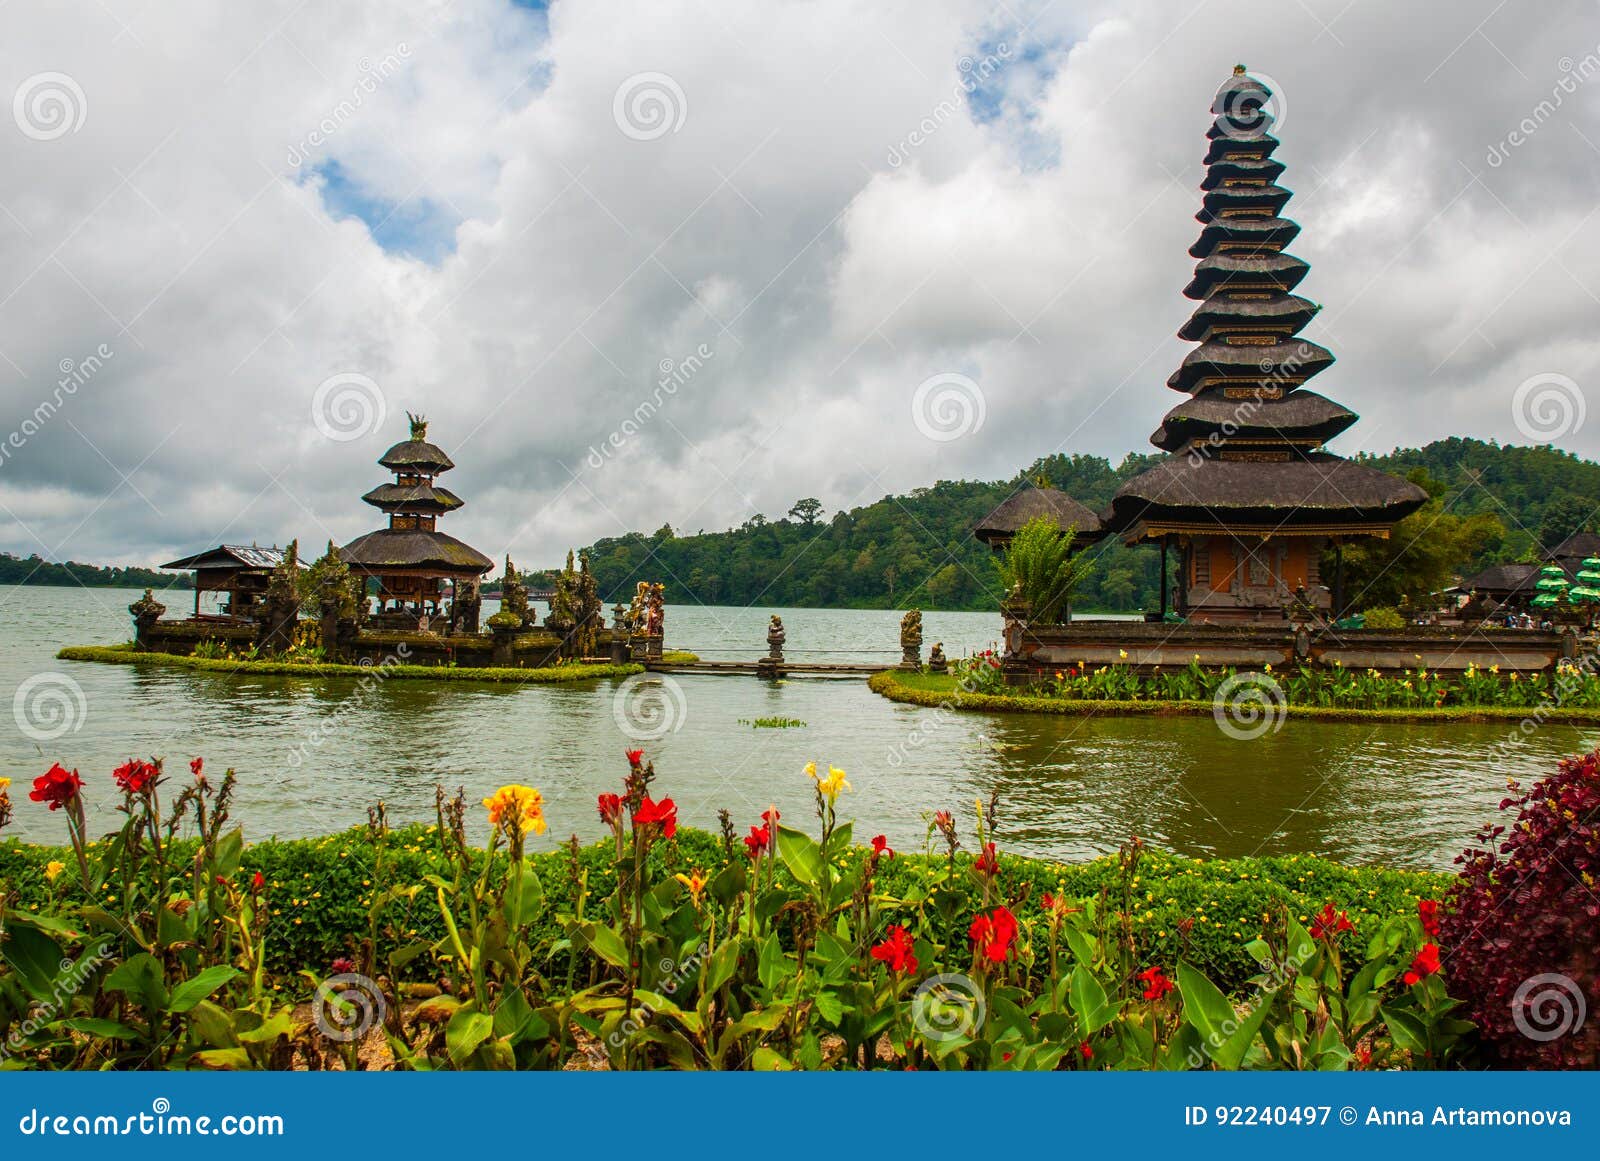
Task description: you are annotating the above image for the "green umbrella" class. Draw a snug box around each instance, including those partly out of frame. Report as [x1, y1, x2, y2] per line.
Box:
[1530, 593, 1559, 608]
[1569, 586, 1600, 604]
[1577, 556, 1600, 586]
[1535, 564, 1570, 594]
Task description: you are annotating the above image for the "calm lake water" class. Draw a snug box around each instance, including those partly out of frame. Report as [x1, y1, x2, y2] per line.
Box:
[1, 585, 1591, 870]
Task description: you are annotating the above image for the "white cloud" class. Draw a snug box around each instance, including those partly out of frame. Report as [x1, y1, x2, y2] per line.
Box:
[2, 0, 1598, 568]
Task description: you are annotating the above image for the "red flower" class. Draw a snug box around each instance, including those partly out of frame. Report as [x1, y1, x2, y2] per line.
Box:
[597, 793, 623, 825]
[113, 759, 158, 795]
[743, 823, 771, 856]
[968, 906, 1018, 963]
[933, 809, 953, 827]
[1402, 941, 1441, 986]
[1417, 899, 1441, 938]
[1309, 902, 1354, 940]
[634, 795, 677, 838]
[251, 871, 265, 891]
[870, 925, 919, 974]
[761, 806, 781, 825]
[29, 764, 82, 811]
[330, 957, 356, 975]
[625, 749, 644, 767]
[973, 842, 999, 876]
[189, 757, 204, 778]
[1078, 1040, 1093, 1061]
[1137, 965, 1175, 1001]
[871, 834, 895, 859]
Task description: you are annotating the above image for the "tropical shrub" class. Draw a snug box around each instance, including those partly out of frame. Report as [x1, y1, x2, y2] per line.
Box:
[1439, 752, 1600, 1068]
[994, 516, 1096, 625]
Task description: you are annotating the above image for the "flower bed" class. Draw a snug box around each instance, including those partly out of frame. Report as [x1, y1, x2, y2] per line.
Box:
[872, 661, 1600, 724]
[56, 644, 643, 685]
[0, 746, 1506, 1071]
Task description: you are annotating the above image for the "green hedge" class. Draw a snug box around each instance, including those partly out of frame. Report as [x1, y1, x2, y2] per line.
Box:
[871, 671, 1600, 725]
[0, 826, 1446, 993]
[56, 645, 643, 685]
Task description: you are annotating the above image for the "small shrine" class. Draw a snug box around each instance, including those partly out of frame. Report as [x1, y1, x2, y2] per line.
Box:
[160, 544, 302, 621]
[339, 414, 494, 632]
[974, 485, 1107, 553]
[1103, 67, 1427, 622]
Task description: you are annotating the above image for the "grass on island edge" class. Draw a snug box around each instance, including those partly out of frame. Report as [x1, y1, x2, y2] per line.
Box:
[53, 644, 696, 684]
[869, 669, 1600, 725]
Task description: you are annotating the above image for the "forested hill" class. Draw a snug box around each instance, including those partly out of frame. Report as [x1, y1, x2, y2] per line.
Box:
[0, 553, 190, 590]
[583, 439, 1600, 614]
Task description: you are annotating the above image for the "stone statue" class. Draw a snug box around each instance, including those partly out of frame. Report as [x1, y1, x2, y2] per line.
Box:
[928, 642, 947, 672]
[766, 614, 785, 660]
[129, 588, 166, 651]
[494, 555, 529, 628]
[646, 582, 665, 636]
[900, 608, 923, 669]
[257, 539, 302, 654]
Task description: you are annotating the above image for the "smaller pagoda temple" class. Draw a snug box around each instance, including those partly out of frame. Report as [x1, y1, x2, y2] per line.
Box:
[340, 414, 494, 632]
[974, 484, 1107, 553]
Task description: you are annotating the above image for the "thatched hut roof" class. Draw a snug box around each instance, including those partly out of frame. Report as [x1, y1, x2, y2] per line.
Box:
[1459, 562, 1538, 597]
[974, 486, 1107, 548]
[361, 483, 465, 514]
[378, 438, 456, 474]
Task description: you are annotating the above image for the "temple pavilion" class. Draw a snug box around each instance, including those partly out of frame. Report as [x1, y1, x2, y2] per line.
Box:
[340, 414, 493, 630]
[1103, 67, 1426, 622]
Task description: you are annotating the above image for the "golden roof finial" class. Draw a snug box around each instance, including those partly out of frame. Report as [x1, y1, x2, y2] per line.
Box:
[1233, 63, 1247, 75]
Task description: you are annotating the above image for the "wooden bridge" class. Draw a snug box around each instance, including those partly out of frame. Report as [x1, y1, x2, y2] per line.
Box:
[646, 647, 902, 679]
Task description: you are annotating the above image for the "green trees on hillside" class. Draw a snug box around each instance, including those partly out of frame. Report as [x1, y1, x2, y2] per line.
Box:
[578, 439, 1600, 613]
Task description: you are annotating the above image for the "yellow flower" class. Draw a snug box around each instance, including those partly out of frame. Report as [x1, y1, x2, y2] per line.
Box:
[483, 785, 548, 836]
[674, 869, 709, 907]
[803, 761, 817, 780]
[1118, 649, 1129, 660]
[0, 777, 10, 792]
[45, 860, 65, 881]
[815, 764, 851, 802]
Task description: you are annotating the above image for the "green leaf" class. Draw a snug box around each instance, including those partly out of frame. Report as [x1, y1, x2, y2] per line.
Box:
[0, 924, 63, 998]
[103, 953, 168, 1011]
[168, 966, 240, 1013]
[53, 1017, 139, 1039]
[189, 1048, 253, 1071]
[502, 863, 546, 928]
[234, 1008, 296, 1045]
[580, 923, 630, 970]
[775, 825, 823, 888]
[446, 1007, 495, 1065]
[1069, 965, 1118, 1034]
[710, 861, 747, 907]
[811, 990, 845, 1025]
[213, 827, 245, 879]
[1177, 960, 1274, 1071]
[1381, 1004, 1429, 1057]
[757, 933, 789, 991]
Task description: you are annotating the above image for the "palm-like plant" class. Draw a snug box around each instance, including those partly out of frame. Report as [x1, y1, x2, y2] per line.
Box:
[993, 516, 1097, 625]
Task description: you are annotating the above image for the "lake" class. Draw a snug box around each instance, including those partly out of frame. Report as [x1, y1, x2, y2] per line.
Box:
[2, 585, 1590, 870]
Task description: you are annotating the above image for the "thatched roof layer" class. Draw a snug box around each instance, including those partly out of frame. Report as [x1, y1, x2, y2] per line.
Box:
[361, 484, 465, 514]
[378, 438, 456, 474]
[340, 529, 493, 574]
[1151, 390, 1356, 452]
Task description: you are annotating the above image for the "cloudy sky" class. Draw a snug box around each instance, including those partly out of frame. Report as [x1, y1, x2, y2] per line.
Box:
[2, 0, 1598, 569]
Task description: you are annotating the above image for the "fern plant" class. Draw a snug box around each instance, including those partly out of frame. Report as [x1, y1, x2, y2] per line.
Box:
[993, 516, 1096, 625]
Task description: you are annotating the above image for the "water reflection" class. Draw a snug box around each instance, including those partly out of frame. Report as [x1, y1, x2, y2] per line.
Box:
[1, 585, 1594, 870]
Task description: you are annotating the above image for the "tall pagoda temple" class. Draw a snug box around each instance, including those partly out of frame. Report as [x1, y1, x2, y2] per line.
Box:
[1105, 67, 1426, 622]
[340, 414, 494, 631]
